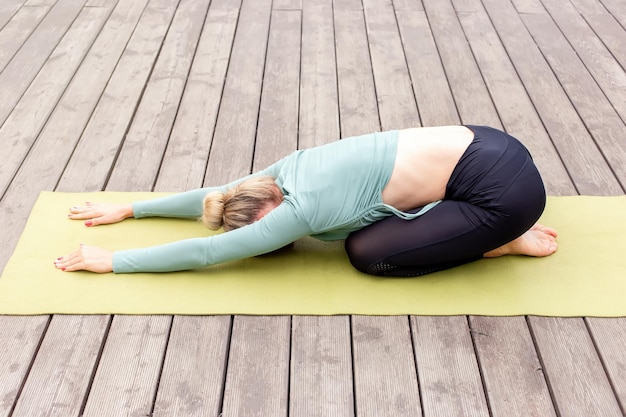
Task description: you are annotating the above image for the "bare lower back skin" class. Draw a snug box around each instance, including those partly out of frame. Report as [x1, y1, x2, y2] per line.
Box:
[382, 125, 474, 211]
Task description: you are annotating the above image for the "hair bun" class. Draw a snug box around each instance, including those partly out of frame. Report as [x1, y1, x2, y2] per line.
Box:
[202, 191, 226, 230]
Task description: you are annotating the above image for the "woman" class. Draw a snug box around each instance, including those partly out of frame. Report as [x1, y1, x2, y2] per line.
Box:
[55, 125, 558, 276]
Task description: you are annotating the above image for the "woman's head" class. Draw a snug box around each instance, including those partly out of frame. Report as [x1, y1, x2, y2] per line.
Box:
[202, 176, 283, 231]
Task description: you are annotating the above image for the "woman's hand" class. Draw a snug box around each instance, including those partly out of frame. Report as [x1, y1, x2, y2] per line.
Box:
[68, 202, 133, 226]
[54, 245, 113, 273]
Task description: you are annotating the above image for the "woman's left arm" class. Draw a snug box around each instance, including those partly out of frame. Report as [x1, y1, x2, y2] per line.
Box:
[57, 203, 311, 273]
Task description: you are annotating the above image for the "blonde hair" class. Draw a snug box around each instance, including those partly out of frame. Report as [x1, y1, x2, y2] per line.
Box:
[202, 176, 283, 231]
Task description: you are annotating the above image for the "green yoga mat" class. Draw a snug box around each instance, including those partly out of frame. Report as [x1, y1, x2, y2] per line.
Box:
[0, 192, 624, 316]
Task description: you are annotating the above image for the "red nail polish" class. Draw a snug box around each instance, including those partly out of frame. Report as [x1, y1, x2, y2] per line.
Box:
[62, 267, 66, 271]
[85, 221, 92, 227]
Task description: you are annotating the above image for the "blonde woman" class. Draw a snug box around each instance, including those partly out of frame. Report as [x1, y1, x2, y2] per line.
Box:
[55, 125, 558, 276]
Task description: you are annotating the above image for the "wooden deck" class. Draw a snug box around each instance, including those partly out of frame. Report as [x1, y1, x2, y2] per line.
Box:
[0, 0, 625, 415]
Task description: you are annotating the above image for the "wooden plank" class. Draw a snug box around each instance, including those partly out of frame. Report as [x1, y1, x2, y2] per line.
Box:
[455, 9, 576, 194]
[0, 0, 26, 31]
[78, 0, 212, 192]
[363, 0, 419, 130]
[597, 0, 626, 27]
[509, 0, 545, 13]
[290, 316, 354, 417]
[422, 0, 499, 125]
[273, 0, 301, 10]
[395, 9, 459, 126]
[203, 0, 272, 185]
[147, 1, 240, 413]
[220, 9, 299, 416]
[570, 0, 626, 70]
[335, 4, 423, 415]
[299, 0, 339, 149]
[480, 0, 622, 195]
[152, 316, 231, 417]
[0, 5, 112, 198]
[81, 316, 171, 417]
[528, 317, 623, 417]
[0, 0, 150, 237]
[253, 9, 301, 169]
[352, 316, 422, 417]
[0, 316, 49, 417]
[58, 0, 179, 192]
[0, 5, 50, 72]
[411, 316, 489, 417]
[540, 0, 626, 123]
[221, 317, 291, 417]
[0, 0, 87, 126]
[292, 4, 354, 416]
[520, 12, 626, 187]
[155, 0, 241, 191]
[586, 318, 626, 410]
[392, 0, 423, 11]
[334, 7, 379, 136]
[10, 316, 109, 417]
[469, 317, 557, 417]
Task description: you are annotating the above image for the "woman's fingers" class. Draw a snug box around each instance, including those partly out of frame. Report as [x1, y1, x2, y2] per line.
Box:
[54, 245, 114, 273]
[67, 203, 132, 226]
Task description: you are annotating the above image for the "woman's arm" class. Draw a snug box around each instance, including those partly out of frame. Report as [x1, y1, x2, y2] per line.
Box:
[57, 202, 311, 273]
[113, 203, 310, 273]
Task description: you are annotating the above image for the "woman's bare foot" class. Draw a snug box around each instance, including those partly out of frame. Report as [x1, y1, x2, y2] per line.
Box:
[484, 224, 558, 258]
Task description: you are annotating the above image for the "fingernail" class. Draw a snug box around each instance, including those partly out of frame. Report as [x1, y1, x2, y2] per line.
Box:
[85, 221, 92, 227]
[62, 267, 66, 271]
[57, 257, 63, 260]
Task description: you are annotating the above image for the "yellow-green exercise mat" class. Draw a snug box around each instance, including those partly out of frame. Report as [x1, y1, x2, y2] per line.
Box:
[0, 192, 624, 316]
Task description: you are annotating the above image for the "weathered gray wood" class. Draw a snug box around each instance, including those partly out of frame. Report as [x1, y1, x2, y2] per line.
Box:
[292, 4, 354, 415]
[392, 0, 423, 11]
[203, 0, 272, 185]
[520, 11, 626, 187]
[219, 9, 299, 416]
[0, 0, 150, 269]
[469, 317, 557, 417]
[58, 0, 178, 192]
[0, 316, 48, 417]
[586, 318, 626, 411]
[155, 0, 241, 191]
[81, 316, 171, 417]
[334, 7, 379, 136]
[290, 316, 355, 417]
[221, 316, 291, 417]
[455, 9, 575, 194]
[0, 0, 26, 31]
[0, 0, 87, 126]
[411, 316, 489, 417]
[528, 317, 623, 417]
[0, 5, 50, 72]
[126, 1, 239, 415]
[363, 0, 419, 130]
[598, 0, 626, 27]
[422, 0, 499, 125]
[480, 0, 622, 195]
[510, 0, 545, 13]
[273, 0, 301, 10]
[10, 316, 109, 417]
[540, 0, 626, 123]
[100, 0, 212, 191]
[570, 0, 626, 70]
[352, 316, 422, 417]
[253, 9, 301, 170]
[395, 9, 459, 127]
[0, 5, 112, 197]
[299, 0, 339, 149]
[152, 316, 232, 417]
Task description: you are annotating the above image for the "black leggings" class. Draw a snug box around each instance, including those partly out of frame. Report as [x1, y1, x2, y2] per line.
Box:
[345, 125, 546, 277]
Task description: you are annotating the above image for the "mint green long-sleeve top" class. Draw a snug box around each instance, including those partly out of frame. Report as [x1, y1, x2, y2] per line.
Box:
[112, 130, 440, 273]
